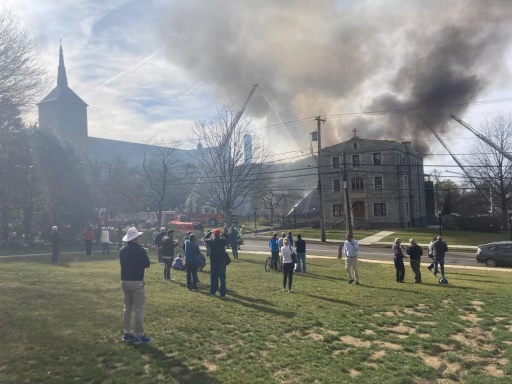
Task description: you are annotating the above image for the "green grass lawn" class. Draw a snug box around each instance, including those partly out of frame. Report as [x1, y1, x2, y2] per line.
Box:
[380, 229, 510, 246]
[278, 228, 380, 241]
[1, 251, 512, 383]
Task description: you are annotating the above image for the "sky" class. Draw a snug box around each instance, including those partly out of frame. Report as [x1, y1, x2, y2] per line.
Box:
[2, 0, 512, 174]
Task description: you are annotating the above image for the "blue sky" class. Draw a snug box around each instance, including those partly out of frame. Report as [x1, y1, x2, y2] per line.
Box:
[3, 0, 512, 171]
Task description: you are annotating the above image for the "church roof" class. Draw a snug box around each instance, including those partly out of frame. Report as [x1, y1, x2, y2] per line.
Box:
[38, 43, 88, 106]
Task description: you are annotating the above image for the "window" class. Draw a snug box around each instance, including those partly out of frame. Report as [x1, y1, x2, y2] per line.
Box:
[333, 179, 341, 193]
[399, 154, 405, 165]
[352, 154, 360, 167]
[375, 176, 383, 190]
[374, 203, 387, 216]
[353, 142, 358, 149]
[332, 156, 340, 169]
[333, 204, 344, 217]
[403, 175, 408, 188]
[373, 153, 381, 165]
[351, 176, 364, 190]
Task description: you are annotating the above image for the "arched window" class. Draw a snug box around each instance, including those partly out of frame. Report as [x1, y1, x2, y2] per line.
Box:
[351, 176, 364, 190]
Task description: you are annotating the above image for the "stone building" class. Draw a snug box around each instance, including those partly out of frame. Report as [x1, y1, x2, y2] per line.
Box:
[321, 131, 427, 228]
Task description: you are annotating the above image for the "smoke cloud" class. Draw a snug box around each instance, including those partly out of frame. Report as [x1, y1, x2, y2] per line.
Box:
[158, 0, 512, 153]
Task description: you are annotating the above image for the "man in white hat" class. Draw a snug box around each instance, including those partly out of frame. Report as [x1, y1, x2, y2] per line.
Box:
[119, 227, 151, 344]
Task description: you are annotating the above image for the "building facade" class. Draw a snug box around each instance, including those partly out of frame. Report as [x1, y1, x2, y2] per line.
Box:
[321, 133, 427, 229]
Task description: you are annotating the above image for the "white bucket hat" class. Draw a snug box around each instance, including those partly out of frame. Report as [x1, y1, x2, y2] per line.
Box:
[123, 227, 143, 242]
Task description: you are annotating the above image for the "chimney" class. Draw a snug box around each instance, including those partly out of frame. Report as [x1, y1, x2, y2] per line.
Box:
[401, 141, 411, 152]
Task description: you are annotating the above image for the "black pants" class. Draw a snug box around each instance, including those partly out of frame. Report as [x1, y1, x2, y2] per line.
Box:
[52, 246, 60, 264]
[186, 261, 199, 290]
[231, 243, 239, 259]
[271, 251, 279, 270]
[283, 262, 294, 290]
[394, 257, 405, 282]
[163, 257, 173, 280]
[410, 259, 421, 283]
[85, 240, 92, 255]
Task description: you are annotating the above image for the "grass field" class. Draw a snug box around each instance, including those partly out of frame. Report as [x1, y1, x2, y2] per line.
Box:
[1, 251, 512, 383]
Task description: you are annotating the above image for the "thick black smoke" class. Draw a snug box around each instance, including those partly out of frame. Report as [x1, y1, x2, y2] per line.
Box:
[158, 0, 512, 152]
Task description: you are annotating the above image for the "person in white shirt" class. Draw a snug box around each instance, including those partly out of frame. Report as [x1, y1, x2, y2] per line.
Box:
[100, 227, 110, 255]
[338, 233, 360, 285]
[281, 238, 296, 292]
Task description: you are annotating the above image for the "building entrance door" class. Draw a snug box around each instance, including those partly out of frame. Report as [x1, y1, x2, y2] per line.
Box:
[352, 201, 365, 218]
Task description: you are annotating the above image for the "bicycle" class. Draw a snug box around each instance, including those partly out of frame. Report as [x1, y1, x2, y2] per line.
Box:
[265, 255, 283, 272]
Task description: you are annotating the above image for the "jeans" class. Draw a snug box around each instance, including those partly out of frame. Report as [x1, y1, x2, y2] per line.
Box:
[231, 243, 239, 259]
[410, 259, 421, 283]
[434, 257, 445, 276]
[186, 261, 199, 290]
[295, 252, 306, 272]
[85, 240, 92, 255]
[394, 257, 405, 282]
[271, 251, 279, 270]
[210, 263, 227, 297]
[102, 242, 110, 255]
[163, 257, 173, 280]
[345, 256, 359, 282]
[121, 280, 145, 337]
[283, 262, 294, 290]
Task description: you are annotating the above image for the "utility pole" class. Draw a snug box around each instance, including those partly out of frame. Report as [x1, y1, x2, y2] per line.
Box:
[315, 116, 327, 242]
[342, 151, 353, 237]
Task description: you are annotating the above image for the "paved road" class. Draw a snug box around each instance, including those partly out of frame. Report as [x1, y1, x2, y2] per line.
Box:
[240, 239, 484, 268]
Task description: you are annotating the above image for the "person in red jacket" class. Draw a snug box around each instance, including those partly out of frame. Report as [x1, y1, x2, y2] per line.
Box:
[83, 227, 94, 256]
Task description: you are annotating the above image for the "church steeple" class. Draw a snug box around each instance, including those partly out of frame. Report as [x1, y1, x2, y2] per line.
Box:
[57, 41, 68, 88]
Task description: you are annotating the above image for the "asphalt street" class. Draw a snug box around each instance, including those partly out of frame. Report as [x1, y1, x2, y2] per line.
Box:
[240, 239, 485, 268]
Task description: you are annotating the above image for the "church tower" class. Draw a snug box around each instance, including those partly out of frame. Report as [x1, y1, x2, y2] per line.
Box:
[38, 43, 88, 146]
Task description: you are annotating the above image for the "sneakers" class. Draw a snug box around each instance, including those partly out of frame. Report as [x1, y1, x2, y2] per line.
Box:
[122, 333, 135, 341]
[348, 279, 354, 284]
[133, 335, 152, 345]
[355, 282, 360, 285]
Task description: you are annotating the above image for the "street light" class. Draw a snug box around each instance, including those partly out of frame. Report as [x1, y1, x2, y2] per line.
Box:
[436, 210, 442, 237]
[254, 208, 257, 234]
[147, 207, 150, 224]
[294, 205, 297, 229]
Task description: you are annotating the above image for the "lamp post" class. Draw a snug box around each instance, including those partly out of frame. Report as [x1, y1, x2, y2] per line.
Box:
[147, 207, 150, 224]
[294, 206, 297, 229]
[436, 210, 442, 237]
[508, 210, 512, 241]
[254, 208, 257, 234]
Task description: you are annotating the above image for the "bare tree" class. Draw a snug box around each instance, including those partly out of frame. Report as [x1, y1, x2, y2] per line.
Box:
[254, 187, 294, 224]
[0, 10, 48, 110]
[140, 139, 191, 227]
[466, 115, 512, 225]
[191, 104, 268, 225]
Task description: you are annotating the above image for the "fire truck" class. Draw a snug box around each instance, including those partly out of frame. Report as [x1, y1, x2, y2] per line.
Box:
[163, 207, 225, 227]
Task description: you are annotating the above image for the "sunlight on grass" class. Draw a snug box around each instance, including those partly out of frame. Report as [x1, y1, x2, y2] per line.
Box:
[1, 251, 511, 383]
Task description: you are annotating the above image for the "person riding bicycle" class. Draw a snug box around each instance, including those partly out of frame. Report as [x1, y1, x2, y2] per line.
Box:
[269, 232, 280, 271]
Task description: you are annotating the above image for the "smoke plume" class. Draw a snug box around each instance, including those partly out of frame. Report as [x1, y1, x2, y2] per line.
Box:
[158, 0, 512, 153]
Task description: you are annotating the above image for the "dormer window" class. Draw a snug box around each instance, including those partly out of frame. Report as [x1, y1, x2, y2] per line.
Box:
[353, 142, 358, 150]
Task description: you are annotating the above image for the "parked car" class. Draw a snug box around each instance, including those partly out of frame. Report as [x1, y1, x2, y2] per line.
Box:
[475, 241, 512, 267]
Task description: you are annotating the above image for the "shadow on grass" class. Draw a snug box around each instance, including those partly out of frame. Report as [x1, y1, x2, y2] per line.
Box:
[130, 343, 222, 383]
[298, 272, 342, 282]
[301, 293, 356, 306]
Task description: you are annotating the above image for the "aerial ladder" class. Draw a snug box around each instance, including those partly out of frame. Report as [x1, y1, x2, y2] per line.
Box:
[421, 115, 491, 204]
[451, 114, 512, 162]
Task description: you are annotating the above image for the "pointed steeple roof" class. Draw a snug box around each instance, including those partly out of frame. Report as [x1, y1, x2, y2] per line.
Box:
[38, 42, 87, 106]
[57, 41, 68, 87]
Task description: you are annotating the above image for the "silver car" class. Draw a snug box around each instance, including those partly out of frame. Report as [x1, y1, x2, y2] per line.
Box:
[476, 241, 512, 267]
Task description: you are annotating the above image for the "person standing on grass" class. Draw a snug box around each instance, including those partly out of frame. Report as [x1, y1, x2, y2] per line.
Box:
[100, 227, 110, 256]
[184, 233, 201, 291]
[154, 227, 166, 264]
[117, 227, 123, 250]
[269, 232, 280, 270]
[281, 238, 296, 292]
[50, 226, 61, 264]
[427, 236, 437, 273]
[287, 231, 294, 247]
[393, 238, 407, 283]
[295, 234, 306, 273]
[406, 238, 422, 283]
[229, 226, 239, 260]
[161, 229, 179, 281]
[339, 234, 360, 285]
[204, 229, 229, 298]
[119, 227, 151, 344]
[83, 226, 94, 256]
[432, 235, 448, 277]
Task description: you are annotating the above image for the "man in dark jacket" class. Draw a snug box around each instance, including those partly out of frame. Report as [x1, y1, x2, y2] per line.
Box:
[295, 234, 306, 273]
[154, 227, 166, 264]
[49, 226, 61, 264]
[119, 227, 151, 344]
[161, 229, 179, 281]
[229, 226, 239, 260]
[432, 236, 448, 277]
[406, 238, 423, 283]
[204, 229, 229, 298]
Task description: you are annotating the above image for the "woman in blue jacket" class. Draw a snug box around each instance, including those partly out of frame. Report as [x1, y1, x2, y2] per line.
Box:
[184, 234, 201, 290]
